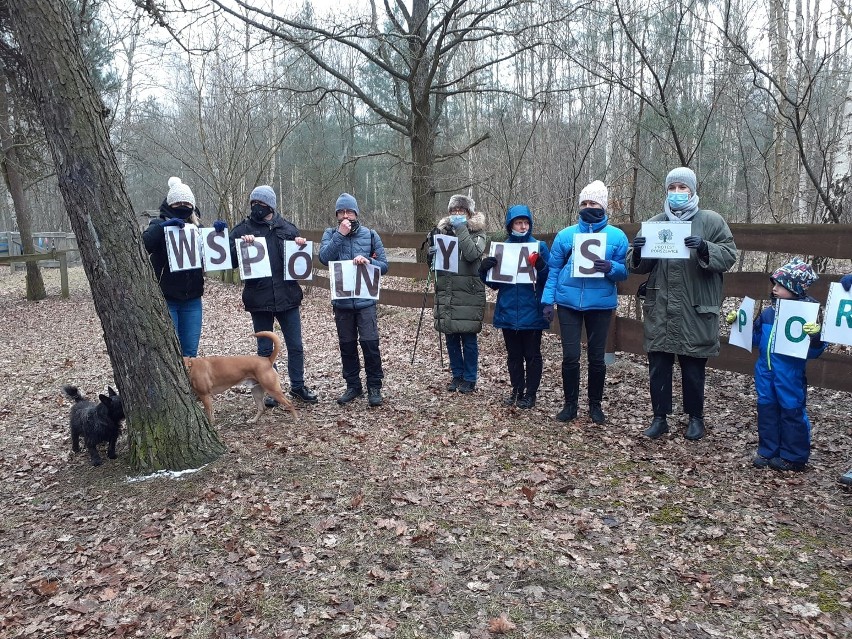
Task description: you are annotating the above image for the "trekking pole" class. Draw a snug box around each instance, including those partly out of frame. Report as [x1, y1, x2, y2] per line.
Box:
[410, 267, 434, 364]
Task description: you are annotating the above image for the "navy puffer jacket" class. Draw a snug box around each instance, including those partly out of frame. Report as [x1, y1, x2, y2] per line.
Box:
[319, 223, 389, 310]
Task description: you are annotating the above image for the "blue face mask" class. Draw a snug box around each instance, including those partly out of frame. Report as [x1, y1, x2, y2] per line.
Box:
[511, 229, 528, 237]
[667, 192, 690, 208]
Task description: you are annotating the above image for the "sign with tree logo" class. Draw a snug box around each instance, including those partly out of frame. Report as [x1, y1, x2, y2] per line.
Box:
[640, 221, 691, 259]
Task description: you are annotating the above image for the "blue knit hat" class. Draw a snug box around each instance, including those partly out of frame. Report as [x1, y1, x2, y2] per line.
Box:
[665, 167, 697, 195]
[771, 257, 818, 298]
[335, 193, 359, 215]
[249, 185, 276, 212]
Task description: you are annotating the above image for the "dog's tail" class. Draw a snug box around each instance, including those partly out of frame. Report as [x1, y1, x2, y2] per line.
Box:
[62, 385, 86, 402]
[252, 331, 282, 365]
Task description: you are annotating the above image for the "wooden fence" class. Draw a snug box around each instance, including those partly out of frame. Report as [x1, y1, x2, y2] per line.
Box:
[301, 224, 852, 393]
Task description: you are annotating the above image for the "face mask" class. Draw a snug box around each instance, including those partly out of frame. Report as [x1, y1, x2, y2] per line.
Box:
[347, 219, 360, 234]
[579, 207, 605, 224]
[511, 229, 528, 237]
[170, 205, 194, 220]
[667, 192, 690, 208]
[250, 203, 272, 223]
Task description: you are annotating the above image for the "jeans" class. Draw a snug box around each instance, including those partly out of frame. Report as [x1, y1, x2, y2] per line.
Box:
[445, 333, 478, 383]
[502, 329, 543, 395]
[333, 305, 384, 388]
[251, 308, 306, 389]
[647, 351, 707, 417]
[166, 297, 202, 357]
[557, 307, 612, 404]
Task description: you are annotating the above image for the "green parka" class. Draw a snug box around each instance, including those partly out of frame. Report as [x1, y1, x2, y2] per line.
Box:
[626, 209, 737, 358]
[432, 212, 488, 334]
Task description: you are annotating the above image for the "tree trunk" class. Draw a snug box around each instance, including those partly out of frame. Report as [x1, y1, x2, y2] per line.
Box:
[0, 79, 46, 300]
[409, 0, 436, 232]
[8, 0, 225, 472]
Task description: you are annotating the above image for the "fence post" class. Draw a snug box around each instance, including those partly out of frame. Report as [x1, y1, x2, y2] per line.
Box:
[59, 251, 69, 299]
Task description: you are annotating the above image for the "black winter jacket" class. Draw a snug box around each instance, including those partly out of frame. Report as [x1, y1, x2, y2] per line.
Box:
[230, 214, 304, 313]
[142, 200, 204, 301]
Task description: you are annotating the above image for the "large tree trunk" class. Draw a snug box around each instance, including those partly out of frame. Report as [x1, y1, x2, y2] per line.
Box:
[0, 79, 46, 301]
[8, 0, 225, 472]
[409, 0, 436, 232]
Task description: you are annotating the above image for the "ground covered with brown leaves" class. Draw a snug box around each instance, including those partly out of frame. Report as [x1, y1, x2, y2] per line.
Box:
[1, 267, 850, 639]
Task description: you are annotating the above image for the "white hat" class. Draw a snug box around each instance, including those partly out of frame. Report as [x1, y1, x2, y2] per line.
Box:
[166, 177, 196, 208]
[578, 180, 608, 211]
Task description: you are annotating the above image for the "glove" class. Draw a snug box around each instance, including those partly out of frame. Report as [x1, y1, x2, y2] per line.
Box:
[593, 259, 612, 274]
[841, 273, 852, 292]
[803, 322, 821, 336]
[541, 305, 554, 323]
[632, 236, 646, 249]
[478, 256, 498, 276]
[684, 235, 705, 250]
[160, 218, 185, 229]
[213, 220, 228, 233]
[725, 311, 737, 325]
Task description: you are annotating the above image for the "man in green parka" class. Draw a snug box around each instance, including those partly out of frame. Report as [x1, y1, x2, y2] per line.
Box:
[627, 167, 737, 441]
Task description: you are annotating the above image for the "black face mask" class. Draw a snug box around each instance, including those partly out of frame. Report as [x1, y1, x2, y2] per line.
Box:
[347, 219, 360, 234]
[579, 207, 605, 224]
[250, 203, 272, 223]
[170, 205, 195, 220]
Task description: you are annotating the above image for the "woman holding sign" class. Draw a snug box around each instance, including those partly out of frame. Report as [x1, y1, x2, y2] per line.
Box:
[541, 180, 628, 425]
[143, 177, 227, 357]
[230, 186, 317, 405]
[627, 167, 737, 441]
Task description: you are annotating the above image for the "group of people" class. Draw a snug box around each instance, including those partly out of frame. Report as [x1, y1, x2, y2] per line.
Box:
[142, 171, 852, 482]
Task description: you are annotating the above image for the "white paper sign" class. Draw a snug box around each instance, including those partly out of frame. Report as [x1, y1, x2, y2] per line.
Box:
[329, 261, 381, 300]
[486, 242, 537, 284]
[773, 299, 820, 359]
[640, 220, 691, 259]
[728, 296, 755, 352]
[433, 234, 458, 273]
[571, 232, 607, 278]
[285, 241, 313, 281]
[165, 225, 203, 272]
[200, 228, 232, 272]
[236, 237, 272, 280]
[822, 281, 852, 346]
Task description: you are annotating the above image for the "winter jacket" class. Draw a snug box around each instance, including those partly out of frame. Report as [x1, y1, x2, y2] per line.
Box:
[753, 299, 827, 409]
[319, 223, 388, 310]
[432, 212, 488, 334]
[142, 200, 204, 301]
[484, 205, 551, 331]
[626, 208, 737, 357]
[541, 214, 629, 310]
[230, 214, 304, 313]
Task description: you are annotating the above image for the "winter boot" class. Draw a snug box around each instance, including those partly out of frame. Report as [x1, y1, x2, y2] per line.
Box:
[503, 388, 522, 406]
[644, 416, 669, 439]
[588, 403, 606, 425]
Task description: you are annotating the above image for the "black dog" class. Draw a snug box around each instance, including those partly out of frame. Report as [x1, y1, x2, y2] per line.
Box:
[63, 385, 125, 466]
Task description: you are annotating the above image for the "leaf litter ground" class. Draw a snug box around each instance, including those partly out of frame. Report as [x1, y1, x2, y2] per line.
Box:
[0, 267, 850, 638]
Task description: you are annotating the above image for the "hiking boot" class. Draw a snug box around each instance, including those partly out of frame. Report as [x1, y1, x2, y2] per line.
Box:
[446, 376, 463, 392]
[589, 403, 606, 425]
[752, 454, 771, 469]
[336, 387, 363, 405]
[839, 469, 852, 486]
[644, 416, 669, 439]
[769, 457, 806, 472]
[264, 396, 279, 408]
[290, 386, 318, 404]
[367, 387, 383, 407]
[555, 402, 578, 422]
[503, 388, 522, 406]
[458, 380, 476, 394]
[517, 393, 536, 409]
[684, 416, 705, 441]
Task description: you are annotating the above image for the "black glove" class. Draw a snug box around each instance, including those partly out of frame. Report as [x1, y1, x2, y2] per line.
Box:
[593, 259, 612, 274]
[478, 256, 498, 276]
[213, 220, 228, 233]
[684, 235, 705, 250]
[541, 305, 554, 323]
[161, 217, 185, 228]
[632, 236, 646, 249]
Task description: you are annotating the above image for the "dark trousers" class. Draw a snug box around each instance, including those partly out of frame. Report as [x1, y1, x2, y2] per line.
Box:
[502, 329, 543, 396]
[333, 305, 384, 389]
[251, 308, 305, 389]
[647, 350, 706, 418]
[557, 307, 612, 405]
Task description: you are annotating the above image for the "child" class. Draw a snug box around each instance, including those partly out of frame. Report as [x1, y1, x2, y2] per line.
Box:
[728, 258, 826, 471]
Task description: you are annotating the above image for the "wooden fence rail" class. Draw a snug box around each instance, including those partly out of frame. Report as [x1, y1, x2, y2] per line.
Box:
[301, 223, 852, 393]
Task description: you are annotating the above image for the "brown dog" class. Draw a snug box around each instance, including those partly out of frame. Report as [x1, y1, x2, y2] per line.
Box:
[184, 331, 297, 424]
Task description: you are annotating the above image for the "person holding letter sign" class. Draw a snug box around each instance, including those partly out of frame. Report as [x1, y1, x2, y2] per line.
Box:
[479, 204, 550, 409]
[627, 167, 737, 441]
[541, 180, 628, 424]
[319, 193, 388, 407]
[230, 186, 317, 406]
[142, 176, 228, 357]
[432, 194, 488, 394]
[725, 259, 825, 472]
[837, 274, 852, 485]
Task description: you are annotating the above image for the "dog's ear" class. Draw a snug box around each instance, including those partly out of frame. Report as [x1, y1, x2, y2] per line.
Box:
[108, 386, 117, 396]
[99, 393, 111, 404]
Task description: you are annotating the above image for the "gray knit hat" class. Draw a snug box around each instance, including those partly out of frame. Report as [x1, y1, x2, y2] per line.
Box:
[665, 167, 697, 195]
[448, 194, 475, 214]
[250, 185, 277, 212]
[335, 193, 359, 215]
[166, 177, 196, 207]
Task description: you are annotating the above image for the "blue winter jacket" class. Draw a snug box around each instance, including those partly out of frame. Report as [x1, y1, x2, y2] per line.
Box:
[482, 205, 551, 331]
[319, 224, 389, 310]
[541, 215, 629, 310]
[752, 300, 827, 408]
